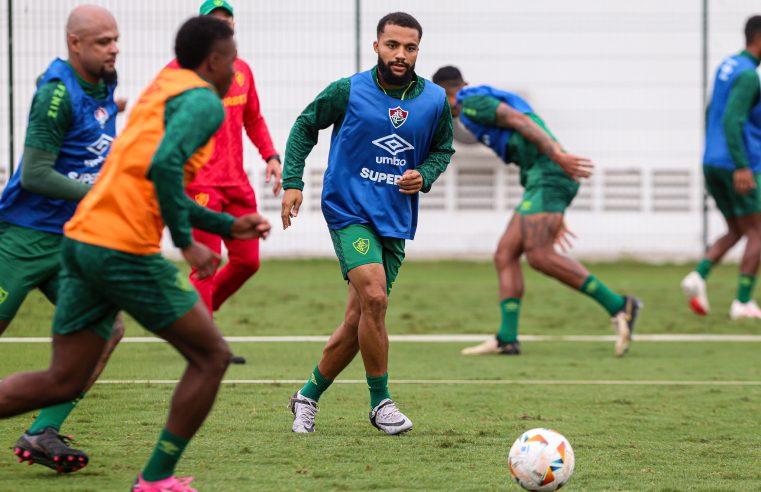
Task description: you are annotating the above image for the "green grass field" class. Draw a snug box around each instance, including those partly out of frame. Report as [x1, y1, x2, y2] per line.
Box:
[1, 260, 760, 491]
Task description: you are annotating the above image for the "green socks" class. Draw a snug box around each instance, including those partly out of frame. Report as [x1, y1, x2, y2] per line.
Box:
[142, 428, 190, 481]
[28, 393, 85, 434]
[367, 373, 390, 408]
[695, 258, 714, 280]
[580, 275, 626, 316]
[300, 365, 333, 402]
[497, 298, 521, 344]
[737, 274, 756, 303]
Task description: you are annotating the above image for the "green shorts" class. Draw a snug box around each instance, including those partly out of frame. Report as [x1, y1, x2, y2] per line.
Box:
[0, 222, 62, 320]
[517, 164, 579, 215]
[704, 166, 761, 218]
[53, 238, 199, 340]
[329, 224, 405, 293]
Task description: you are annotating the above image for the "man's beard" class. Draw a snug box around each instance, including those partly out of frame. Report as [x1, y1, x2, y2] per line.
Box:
[100, 67, 118, 85]
[377, 56, 415, 86]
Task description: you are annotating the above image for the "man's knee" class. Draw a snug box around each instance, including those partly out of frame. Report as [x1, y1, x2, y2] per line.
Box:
[194, 338, 232, 377]
[494, 247, 520, 269]
[494, 249, 507, 268]
[48, 370, 88, 402]
[525, 249, 552, 273]
[360, 287, 388, 313]
[212, 339, 233, 375]
[229, 247, 260, 276]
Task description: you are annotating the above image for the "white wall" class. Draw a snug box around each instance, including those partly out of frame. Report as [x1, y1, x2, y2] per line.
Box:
[2, 0, 760, 260]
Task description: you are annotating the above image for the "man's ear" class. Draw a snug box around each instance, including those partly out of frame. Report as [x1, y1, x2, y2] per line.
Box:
[67, 33, 80, 54]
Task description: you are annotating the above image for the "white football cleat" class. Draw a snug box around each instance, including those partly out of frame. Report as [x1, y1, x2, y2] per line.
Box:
[460, 336, 521, 355]
[729, 300, 761, 320]
[611, 296, 641, 357]
[369, 399, 413, 435]
[288, 391, 318, 433]
[681, 271, 710, 315]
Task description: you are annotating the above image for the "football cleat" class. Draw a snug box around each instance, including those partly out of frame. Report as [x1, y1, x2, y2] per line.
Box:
[611, 296, 641, 357]
[461, 336, 520, 355]
[369, 399, 413, 435]
[132, 474, 197, 492]
[288, 391, 318, 433]
[729, 299, 761, 320]
[13, 426, 89, 473]
[681, 271, 710, 315]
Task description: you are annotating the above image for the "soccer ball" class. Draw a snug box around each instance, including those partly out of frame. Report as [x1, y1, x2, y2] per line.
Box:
[508, 428, 575, 491]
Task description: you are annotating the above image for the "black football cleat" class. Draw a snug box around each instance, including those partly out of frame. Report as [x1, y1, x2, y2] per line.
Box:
[14, 426, 89, 473]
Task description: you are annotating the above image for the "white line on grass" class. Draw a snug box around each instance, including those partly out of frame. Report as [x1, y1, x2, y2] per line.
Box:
[2, 334, 761, 343]
[93, 379, 761, 386]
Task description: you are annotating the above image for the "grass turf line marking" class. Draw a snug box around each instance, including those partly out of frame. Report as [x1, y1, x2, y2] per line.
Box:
[3, 334, 761, 343]
[94, 379, 761, 386]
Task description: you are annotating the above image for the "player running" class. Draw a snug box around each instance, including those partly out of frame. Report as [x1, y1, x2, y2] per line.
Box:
[0, 16, 270, 492]
[169, 1, 281, 317]
[282, 12, 454, 435]
[682, 16, 761, 320]
[432, 66, 640, 357]
[0, 4, 125, 473]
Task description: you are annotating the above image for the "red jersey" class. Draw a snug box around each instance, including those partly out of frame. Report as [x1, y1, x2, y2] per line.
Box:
[167, 58, 278, 187]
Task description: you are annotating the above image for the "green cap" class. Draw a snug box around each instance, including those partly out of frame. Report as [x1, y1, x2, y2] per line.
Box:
[199, 0, 233, 16]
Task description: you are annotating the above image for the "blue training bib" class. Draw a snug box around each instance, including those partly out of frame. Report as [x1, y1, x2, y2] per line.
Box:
[321, 70, 446, 240]
[704, 53, 761, 172]
[457, 85, 533, 163]
[0, 58, 118, 234]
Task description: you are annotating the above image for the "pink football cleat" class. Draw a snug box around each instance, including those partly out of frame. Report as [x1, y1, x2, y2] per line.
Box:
[132, 474, 197, 492]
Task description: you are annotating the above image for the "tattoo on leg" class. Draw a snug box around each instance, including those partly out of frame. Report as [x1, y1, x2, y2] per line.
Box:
[521, 213, 588, 286]
[520, 213, 562, 251]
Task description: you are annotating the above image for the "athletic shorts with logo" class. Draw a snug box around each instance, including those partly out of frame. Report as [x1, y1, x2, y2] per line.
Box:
[516, 156, 580, 215]
[0, 221, 62, 320]
[704, 165, 761, 218]
[53, 238, 199, 340]
[329, 224, 405, 293]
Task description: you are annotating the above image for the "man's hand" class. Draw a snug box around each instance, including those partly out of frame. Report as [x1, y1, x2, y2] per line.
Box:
[281, 189, 303, 229]
[398, 169, 423, 194]
[551, 150, 594, 181]
[182, 242, 220, 280]
[554, 218, 576, 253]
[116, 98, 128, 113]
[265, 158, 283, 196]
[231, 213, 271, 240]
[734, 168, 756, 195]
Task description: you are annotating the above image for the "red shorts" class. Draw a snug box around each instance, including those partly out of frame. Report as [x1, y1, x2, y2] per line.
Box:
[185, 182, 260, 312]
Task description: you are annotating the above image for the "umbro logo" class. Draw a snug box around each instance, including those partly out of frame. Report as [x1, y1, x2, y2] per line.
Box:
[372, 134, 414, 156]
[86, 134, 114, 156]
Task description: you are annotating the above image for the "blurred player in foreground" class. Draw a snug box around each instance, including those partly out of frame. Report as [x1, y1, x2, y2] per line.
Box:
[0, 16, 270, 492]
[682, 16, 761, 320]
[433, 66, 640, 357]
[282, 12, 453, 434]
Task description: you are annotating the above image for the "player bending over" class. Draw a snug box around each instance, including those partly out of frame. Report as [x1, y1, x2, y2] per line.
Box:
[433, 66, 640, 357]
